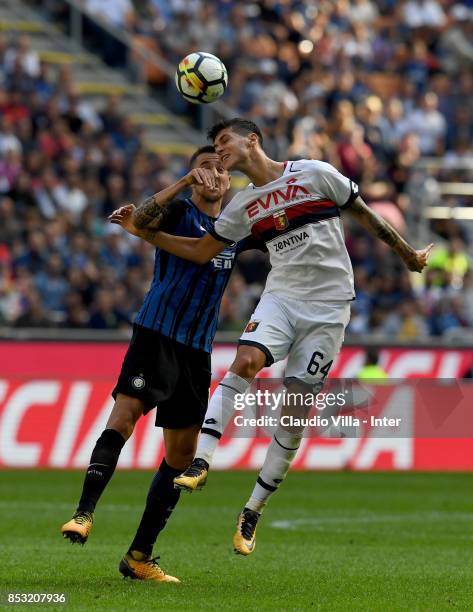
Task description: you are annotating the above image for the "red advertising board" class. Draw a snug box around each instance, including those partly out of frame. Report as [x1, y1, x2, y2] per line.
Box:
[0, 342, 472, 470]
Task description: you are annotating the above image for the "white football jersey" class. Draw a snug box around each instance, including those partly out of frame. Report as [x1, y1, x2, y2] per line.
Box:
[209, 159, 357, 301]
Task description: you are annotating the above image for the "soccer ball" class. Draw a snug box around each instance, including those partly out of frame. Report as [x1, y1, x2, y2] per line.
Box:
[175, 52, 228, 104]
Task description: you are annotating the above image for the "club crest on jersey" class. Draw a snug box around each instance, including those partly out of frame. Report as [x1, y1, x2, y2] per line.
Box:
[244, 321, 260, 333]
[132, 375, 146, 389]
[273, 210, 288, 231]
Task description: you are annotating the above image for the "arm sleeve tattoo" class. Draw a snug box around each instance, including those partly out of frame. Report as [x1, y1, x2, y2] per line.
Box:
[349, 197, 415, 260]
[133, 195, 167, 230]
[137, 227, 161, 243]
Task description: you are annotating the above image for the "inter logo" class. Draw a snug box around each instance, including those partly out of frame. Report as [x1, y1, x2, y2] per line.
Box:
[273, 210, 288, 231]
[244, 321, 260, 333]
[132, 375, 146, 389]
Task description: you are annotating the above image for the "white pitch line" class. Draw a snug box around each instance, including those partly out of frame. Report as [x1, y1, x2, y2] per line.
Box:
[1, 501, 471, 531]
[269, 512, 473, 530]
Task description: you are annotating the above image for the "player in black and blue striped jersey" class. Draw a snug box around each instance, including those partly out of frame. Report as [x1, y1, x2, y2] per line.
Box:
[60, 146, 265, 582]
[135, 190, 241, 353]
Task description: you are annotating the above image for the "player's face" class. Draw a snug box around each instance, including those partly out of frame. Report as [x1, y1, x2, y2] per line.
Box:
[213, 128, 250, 171]
[193, 153, 230, 201]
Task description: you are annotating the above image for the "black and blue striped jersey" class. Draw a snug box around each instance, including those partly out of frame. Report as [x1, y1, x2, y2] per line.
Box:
[135, 198, 264, 353]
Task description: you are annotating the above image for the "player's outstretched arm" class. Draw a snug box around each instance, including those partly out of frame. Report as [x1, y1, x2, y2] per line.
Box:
[149, 231, 226, 264]
[347, 197, 433, 272]
[132, 167, 219, 230]
[109, 205, 225, 263]
[109, 204, 159, 242]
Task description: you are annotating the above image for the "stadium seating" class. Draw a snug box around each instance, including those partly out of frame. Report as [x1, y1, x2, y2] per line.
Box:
[0, 0, 472, 339]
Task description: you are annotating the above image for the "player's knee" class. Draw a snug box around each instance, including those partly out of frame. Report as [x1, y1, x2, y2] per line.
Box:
[106, 396, 143, 440]
[164, 427, 199, 470]
[107, 416, 135, 440]
[231, 347, 265, 380]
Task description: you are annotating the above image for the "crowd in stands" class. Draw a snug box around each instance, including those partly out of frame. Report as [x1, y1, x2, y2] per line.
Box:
[1, 0, 473, 340]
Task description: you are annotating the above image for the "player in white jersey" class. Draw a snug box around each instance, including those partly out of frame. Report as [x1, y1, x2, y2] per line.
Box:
[213, 156, 357, 302]
[145, 118, 433, 555]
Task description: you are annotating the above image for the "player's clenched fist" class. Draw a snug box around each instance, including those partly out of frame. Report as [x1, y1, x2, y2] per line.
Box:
[404, 243, 434, 273]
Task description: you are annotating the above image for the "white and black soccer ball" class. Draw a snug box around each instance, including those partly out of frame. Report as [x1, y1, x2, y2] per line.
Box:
[175, 52, 228, 104]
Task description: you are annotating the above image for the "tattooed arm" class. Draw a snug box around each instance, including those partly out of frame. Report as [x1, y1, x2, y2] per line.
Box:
[109, 204, 225, 263]
[347, 197, 433, 272]
[132, 167, 219, 230]
[132, 190, 180, 231]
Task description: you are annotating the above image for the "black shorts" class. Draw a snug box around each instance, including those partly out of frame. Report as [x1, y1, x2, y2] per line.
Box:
[112, 324, 211, 429]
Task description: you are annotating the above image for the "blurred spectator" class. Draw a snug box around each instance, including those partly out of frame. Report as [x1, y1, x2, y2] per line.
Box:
[14, 288, 51, 327]
[52, 173, 88, 222]
[63, 291, 90, 328]
[440, 4, 473, 74]
[404, 93, 447, 155]
[34, 253, 68, 315]
[84, 0, 134, 29]
[3, 35, 40, 78]
[463, 271, 473, 327]
[402, 0, 446, 29]
[384, 299, 430, 341]
[357, 348, 388, 380]
[13, 230, 49, 275]
[0, 117, 22, 156]
[218, 272, 256, 332]
[429, 296, 468, 337]
[88, 288, 129, 329]
[349, 0, 379, 24]
[337, 124, 374, 184]
[428, 238, 470, 289]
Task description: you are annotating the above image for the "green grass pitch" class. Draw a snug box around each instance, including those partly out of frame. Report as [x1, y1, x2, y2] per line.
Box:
[1, 470, 472, 611]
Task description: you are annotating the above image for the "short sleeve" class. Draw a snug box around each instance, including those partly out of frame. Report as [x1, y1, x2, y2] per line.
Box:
[158, 199, 189, 233]
[236, 235, 268, 254]
[310, 161, 359, 209]
[210, 195, 251, 244]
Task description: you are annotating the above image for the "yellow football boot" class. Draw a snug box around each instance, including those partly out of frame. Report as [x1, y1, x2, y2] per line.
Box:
[119, 551, 180, 583]
[61, 511, 94, 544]
[173, 458, 209, 492]
[233, 508, 260, 556]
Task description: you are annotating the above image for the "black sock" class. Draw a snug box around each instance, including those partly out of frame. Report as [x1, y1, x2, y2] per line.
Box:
[77, 428, 126, 513]
[129, 459, 182, 557]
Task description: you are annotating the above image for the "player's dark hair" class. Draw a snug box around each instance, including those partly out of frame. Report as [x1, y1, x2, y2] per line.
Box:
[207, 118, 264, 146]
[189, 145, 216, 168]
